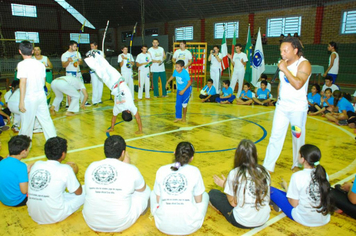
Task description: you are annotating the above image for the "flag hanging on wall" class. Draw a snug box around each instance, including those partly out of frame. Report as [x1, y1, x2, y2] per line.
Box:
[251, 28, 265, 86]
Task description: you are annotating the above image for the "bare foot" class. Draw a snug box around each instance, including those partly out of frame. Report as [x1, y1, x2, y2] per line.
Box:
[50, 109, 56, 116]
[174, 119, 182, 123]
[220, 101, 228, 104]
[334, 121, 340, 126]
[146, 98, 151, 100]
[135, 130, 143, 135]
[181, 119, 186, 123]
[66, 111, 76, 116]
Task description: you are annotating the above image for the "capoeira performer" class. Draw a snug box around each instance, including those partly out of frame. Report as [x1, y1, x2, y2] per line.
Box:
[263, 37, 311, 172]
[49, 76, 89, 116]
[228, 44, 247, 97]
[17, 40, 56, 140]
[118, 46, 135, 99]
[84, 51, 143, 134]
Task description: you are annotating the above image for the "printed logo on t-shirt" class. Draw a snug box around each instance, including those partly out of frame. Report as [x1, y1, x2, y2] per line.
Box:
[30, 169, 51, 191]
[115, 89, 126, 104]
[178, 53, 186, 60]
[92, 164, 118, 185]
[163, 173, 187, 195]
[307, 180, 321, 204]
[176, 76, 183, 85]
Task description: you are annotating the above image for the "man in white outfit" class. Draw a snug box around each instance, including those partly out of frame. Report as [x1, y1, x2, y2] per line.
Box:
[136, 45, 152, 100]
[88, 42, 104, 105]
[118, 46, 135, 99]
[173, 40, 192, 70]
[17, 41, 56, 140]
[149, 39, 168, 98]
[228, 44, 247, 97]
[263, 37, 311, 172]
[50, 76, 89, 116]
[208, 45, 222, 93]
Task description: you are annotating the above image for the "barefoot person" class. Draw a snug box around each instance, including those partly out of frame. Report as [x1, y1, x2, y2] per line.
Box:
[263, 37, 311, 172]
[166, 60, 192, 123]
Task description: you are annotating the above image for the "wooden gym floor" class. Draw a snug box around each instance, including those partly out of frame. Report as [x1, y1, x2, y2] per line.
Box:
[0, 84, 355, 236]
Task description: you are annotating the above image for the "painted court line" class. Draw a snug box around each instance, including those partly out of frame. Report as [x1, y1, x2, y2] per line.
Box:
[23, 111, 273, 162]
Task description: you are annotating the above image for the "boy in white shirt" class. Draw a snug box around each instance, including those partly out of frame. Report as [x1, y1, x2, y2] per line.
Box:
[208, 45, 223, 93]
[27, 137, 84, 224]
[136, 45, 152, 100]
[83, 135, 150, 232]
[118, 46, 135, 99]
[172, 40, 193, 70]
[321, 75, 339, 96]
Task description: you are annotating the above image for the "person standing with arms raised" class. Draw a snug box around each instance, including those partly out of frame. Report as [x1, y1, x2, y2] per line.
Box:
[263, 37, 311, 173]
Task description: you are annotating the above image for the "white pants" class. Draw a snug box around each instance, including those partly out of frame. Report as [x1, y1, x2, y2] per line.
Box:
[138, 71, 150, 99]
[263, 107, 307, 172]
[210, 67, 221, 93]
[150, 191, 209, 235]
[90, 71, 103, 104]
[85, 186, 150, 232]
[19, 95, 56, 140]
[8, 101, 41, 130]
[122, 71, 134, 99]
[30, 191, 85, 224]
[51, 79, 80, 113]
[231, 69, 245, 97]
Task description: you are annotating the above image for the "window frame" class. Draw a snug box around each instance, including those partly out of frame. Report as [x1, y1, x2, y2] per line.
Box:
[266, 16, 302, 37]
[175, 26, 194, 41]
[341, 10, 356, 34]
[15, 31, 39, 43]
[214, 21, 239, 39]
[11, 3, 37, 18]
[70, 33, 90, 44]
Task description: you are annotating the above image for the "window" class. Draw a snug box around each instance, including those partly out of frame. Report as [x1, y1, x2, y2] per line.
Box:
[341, 10, 356, 34]
[54, 0, 95, 29]
[70, 33, 90, 44]
[214, 22, 239, 39]
[175, 26, 193, 41]
[11, 4, 37, 17]
[15, 31, 39, 43]
[267, 16, 301, 37]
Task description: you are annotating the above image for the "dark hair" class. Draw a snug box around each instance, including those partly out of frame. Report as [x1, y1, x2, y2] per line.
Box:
[171, 142, 195, 171]
[121, 45, 128, 50]
[0, 92, 2, 96]
[44, 137, 67, 160]
[324, 75, 333, 81]
[180, 40, 187, 45]
[8, 135, 31, 156]
[207, 79, 213, 83]
[122, 110, 133, 122]
[329, 41, 338, 52]
[213, 45, 220, 50]
[261, 80, 267, 86]
[235, 43, 242, 48]
[176, 60, 185, 67]
[90, 42, 98, 46]
[223, 80, 230, 86]
[324, 88, 332, 94]
[69, 40, 78, 46]
[260, 74, 267, 80]
[333, 90, 342, 106]
[299, 144, 335, 215]
[104, 135, 126, 159]
[312, 84, 321, 93]
[142, 44, 148, 49]
[153, 38, 159, 42]
[343, 92, 352, 102]
[282, 37, 304, 57]
[233, 139, 270, 210]
[11, 80, 20, 88]
[244, 82, 251, 88]
[19, 41, 33, 56]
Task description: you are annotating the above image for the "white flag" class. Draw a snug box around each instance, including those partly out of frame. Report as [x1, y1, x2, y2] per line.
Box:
[251, 28, 265, 87]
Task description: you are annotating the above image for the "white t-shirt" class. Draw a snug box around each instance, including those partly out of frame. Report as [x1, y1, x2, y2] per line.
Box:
[287, 169, 330, 227]
[113, 82, 137, 116]
[61, 51, 82, 72]
[32, 55, 49, 67]
[17, 58, 46, 98]
[277, 56, 310, 112]
[58, 76, 85, 90]
[153, 164, 205, 235]
[148, 47, 165, 72]
[83, 158, 146, 232]
[210, 52, 223, 68]
[328, 52, 339, 75]
[27, 160, 81, 224]
[136, 53, 152, 75]
[173, 49, 192, 68]
[321, 84, 339, 93]
[4, 90, 12, 103]
[233, 52, 248, 71]
[118, 53, 134, 74]
[8, 89, 20, 103]
[224, 167, 271, 227]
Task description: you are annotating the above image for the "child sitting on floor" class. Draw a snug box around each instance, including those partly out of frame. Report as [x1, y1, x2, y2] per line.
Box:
[307, 84, 321, 113]
[325, 91, 355, 125]
[236, 83, 253, 105]
[216, 80, 236, 104]
[253, 80, 272, 106]
[309, 88, 334, 116]
[200, 79, 218, 103]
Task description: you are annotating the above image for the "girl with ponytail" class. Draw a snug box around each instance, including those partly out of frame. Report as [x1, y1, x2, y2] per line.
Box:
[150, 142, 209, 235]
[270, 144, 335, 227]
